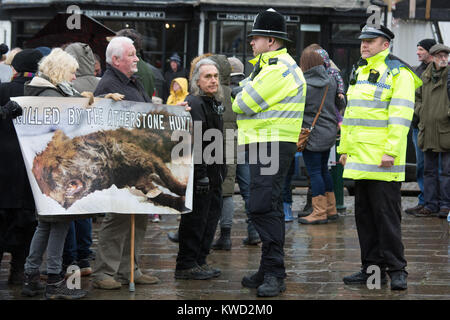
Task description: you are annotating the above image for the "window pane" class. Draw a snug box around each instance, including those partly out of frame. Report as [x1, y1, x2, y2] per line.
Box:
[23, 20, 48, 35]
[165, 22, 186, 57]
[300, 24, 321, 51]
[287, 24, 298, 58]
[332, 24, 360, 41]
[220, 21, 245, 55]
[136, 21, 163, 52]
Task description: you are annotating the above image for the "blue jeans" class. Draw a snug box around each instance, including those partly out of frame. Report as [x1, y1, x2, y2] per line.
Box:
[302, 149, 333, 197]
[423, 151, 450, 212]
[63, 218, 93, 265]
[412, 128, 425, 205]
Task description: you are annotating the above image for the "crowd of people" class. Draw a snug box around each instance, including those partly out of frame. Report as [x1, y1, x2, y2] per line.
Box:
[0, 7, 449, 300]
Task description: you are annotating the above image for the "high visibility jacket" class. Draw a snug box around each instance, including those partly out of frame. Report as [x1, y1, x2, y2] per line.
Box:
[337, 48, 422, 182]
[232, 48, 306, 145]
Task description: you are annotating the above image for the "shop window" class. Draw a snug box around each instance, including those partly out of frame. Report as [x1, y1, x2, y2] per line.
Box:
[220, 21, 245, 55]
[23, 20, 49, 35]
[300, 24, 321, 51]
[165, 22, 187, 62]
[331, 24, 360, 41]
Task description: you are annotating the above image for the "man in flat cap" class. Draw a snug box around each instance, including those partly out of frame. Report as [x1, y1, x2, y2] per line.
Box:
[414, 43, 450, 220]
[404, 38, 437, 216]
[338, 23, 422, 290]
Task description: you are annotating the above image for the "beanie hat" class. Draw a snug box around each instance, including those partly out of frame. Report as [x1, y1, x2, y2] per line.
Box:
[12, 49, 43, 73]
[170, 53, 181, 64]
[0, 43, 8, 55]
[417, 39, 437, 52]
[227, 57, 244, 76]
[35, 46, 51, 57]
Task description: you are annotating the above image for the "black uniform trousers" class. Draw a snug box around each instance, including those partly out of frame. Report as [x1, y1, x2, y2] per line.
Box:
[248, 141, 297, 279]
[354, 180, 407, 273]
[176, 185, 223, 270]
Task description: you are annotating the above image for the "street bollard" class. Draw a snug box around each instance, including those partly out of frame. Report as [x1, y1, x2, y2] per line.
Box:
[331, 137, 346, 212]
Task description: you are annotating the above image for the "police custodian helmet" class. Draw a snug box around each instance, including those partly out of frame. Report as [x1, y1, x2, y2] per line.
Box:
[247, 8, 291, 42]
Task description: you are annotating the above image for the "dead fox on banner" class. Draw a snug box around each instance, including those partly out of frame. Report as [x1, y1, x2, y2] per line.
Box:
[32, 127, 188, 211]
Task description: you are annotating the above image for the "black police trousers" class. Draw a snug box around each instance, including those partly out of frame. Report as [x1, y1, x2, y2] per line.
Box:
[176, 186, 223, 270]
[354, 180, 407, 273]
[248, 141, 297, 279]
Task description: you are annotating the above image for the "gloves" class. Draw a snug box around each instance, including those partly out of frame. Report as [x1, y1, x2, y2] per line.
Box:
[0, 100, 23, 119]
[195, 177, 209, 195]
[231, 86, 243, 99]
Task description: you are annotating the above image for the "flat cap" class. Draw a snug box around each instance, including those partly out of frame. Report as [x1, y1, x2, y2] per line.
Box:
[429, 43, 450, 55]
[359, 23, 394, 41]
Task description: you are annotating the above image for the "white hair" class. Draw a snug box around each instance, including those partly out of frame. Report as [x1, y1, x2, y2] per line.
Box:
[106, 36, 134, 64]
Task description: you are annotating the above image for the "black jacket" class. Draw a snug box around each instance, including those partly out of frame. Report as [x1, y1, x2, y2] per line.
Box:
[186, 94, 226, 188]
[94, 64, 151, 102]
[0, 75, 36, 210]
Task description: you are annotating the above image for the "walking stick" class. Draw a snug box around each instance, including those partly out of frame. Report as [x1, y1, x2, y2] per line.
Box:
[129, 213, 135, 292]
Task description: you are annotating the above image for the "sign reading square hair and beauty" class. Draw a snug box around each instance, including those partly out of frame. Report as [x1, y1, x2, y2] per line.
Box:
[12, 96, 193, 216]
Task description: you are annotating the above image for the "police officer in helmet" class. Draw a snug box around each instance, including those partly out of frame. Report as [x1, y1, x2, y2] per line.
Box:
[339, 23, 422, 290]
[232, 9, 306, 297]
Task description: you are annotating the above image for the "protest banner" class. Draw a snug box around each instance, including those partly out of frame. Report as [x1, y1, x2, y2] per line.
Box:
[12, 96, 193, 216]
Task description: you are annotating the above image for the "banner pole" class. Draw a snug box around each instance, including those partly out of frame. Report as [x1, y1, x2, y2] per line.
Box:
[129, 214, 135, 292]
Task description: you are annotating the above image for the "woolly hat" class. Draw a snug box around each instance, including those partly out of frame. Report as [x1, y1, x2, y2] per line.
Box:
[228, 57, 244, 76]
[170, 53, 181, 64]
[0, 43, 8, 55]
[11, 49, 43, 73]
[417, 39, 437, 52]
[35, 46, 51, 57]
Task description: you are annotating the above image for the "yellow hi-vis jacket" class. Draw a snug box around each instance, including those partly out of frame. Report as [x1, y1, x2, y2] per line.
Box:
[337, 48, 423, 182]
[232, 48, 306, 145]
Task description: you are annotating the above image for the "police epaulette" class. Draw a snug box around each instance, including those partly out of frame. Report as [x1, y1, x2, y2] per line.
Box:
[268, 58, 278, 65]
[385, 54, 414, 76]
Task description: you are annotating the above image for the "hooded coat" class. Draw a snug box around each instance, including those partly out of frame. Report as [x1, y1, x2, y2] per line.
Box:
[64, 42, 99, 93]
[302, 65, 338, 152]
[166, 77, 188, 105]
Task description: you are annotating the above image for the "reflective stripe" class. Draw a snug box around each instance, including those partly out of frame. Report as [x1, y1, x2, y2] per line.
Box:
[389, 117, 411, 127]
[374, 69, 390, 100]
[346, 162, 405, 173]
[355, 80, 391, 89]
[240, 78, 250, 86]
[237, 110, 303, 121]
[246, 85, 270, 110]
[342, 118, 388, 128]
[236, 92, 256, 115]
[347, 99, 389, 109]
[277, 58, 304, 87]
[390, 98, 414, 110]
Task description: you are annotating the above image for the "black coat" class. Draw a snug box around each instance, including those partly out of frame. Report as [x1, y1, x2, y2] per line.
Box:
[0, 75, 36, 210]
[186, 94, 226, 188]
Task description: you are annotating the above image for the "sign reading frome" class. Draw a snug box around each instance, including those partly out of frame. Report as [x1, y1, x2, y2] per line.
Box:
[12, 96, 193, 216]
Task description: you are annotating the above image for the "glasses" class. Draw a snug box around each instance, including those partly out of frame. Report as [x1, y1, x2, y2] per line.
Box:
[435, 53, 449, 59]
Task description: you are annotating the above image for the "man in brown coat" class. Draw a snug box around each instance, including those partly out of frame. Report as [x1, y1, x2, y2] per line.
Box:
[414, 44, 450, 219]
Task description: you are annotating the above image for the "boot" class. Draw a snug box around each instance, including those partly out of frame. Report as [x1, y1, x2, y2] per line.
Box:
[241, 271, 264, 288]
[212, 227, 232, 250]
[256, 275, 286, 297]
[325, 191, 339, 221]
[243, 221, 261, 245]
[21, 271, 45, 297]
[283, 202, 294, 222]
[389, 270, 408, 290]
[298, 195, 328, 224]
[45, 273, 87, 300]
[298, 188, 313, 218]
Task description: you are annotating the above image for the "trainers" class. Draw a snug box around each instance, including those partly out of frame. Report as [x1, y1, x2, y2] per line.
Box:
[389, 270, 408, 290]
[405, 204, 424, 215]
[175, 265, 215, 280]
[343, 270, 387, 285]
[256, 275, 286, 297]
[92, 278, 122, 290]
[414, 207, 439, 217]
[21, 271, 45, 297]
[45, 280, 87, 300]
[199, 264, 221, 277]
[241, 271, 264, 289]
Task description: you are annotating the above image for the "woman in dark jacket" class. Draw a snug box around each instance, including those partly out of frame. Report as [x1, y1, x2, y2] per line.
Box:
[21, 48, 87, 300]
[298, 49, 339, 225]
[0, 49, 42, 285]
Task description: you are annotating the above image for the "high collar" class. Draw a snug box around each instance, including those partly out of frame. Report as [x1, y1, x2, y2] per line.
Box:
[106, 64, 136, 85]
[249, 48, 287, 66]
[363, 48, 390, 67]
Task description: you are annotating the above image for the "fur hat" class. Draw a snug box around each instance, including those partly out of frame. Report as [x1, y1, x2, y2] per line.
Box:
[247, 8, 290, 42]
[11, 49, 43, 73]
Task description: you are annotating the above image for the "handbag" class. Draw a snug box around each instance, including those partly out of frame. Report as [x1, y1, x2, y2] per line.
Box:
[297, 85, 329, 152]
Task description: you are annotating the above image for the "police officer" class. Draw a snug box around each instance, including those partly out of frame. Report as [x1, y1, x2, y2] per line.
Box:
[232, 8, 306, 297]
[338, 23, 422, 290]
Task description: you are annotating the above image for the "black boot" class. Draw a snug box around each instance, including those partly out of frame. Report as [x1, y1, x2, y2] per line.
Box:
[242, 221, 261, 245]
[167, 230, 179, 243]
[343, 269, 387, 285]
[257, 275, 286, 297]
[241, 271, 264, 288]
[45, 273, 87, 300]
[21, 271, 45, 297]
[212, 227, 231, 250]
[389, 270, 408, 290]
[298, 188, 313, 218]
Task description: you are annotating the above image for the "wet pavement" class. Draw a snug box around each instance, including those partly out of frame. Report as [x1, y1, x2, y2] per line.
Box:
[1, 186, 449, 300]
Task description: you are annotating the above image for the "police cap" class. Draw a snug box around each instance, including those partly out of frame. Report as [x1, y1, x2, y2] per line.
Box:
[358, 23, 394, 41]
[247, 8, 291, 42]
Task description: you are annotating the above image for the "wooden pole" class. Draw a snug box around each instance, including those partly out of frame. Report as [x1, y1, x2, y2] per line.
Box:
[129, 214, 135, 292]
[425, 0, 431, 20]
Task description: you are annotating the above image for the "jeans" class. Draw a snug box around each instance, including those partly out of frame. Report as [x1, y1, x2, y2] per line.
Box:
[423, 151, 450, 212]
[302, 149, 333, 197]
[412, 128, 425, 205]
[24, 221, 71, 275]
[63, 218, 93, 265]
